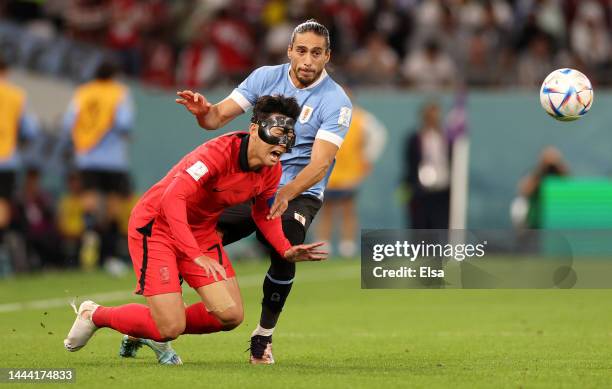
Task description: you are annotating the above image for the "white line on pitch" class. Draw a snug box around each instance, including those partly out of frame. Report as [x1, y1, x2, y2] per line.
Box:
[0, 265, 359, 314]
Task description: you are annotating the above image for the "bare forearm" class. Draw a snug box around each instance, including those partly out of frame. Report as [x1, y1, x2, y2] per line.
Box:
[282, 161, 330, 200]
[196, 105, 223, 130]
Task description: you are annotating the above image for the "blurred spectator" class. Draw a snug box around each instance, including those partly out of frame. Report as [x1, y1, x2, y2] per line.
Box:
[106, 0, 146, 75]
[403, 101, 451, 229]
[401, 39, 457, 91]
[517, 146, 570, 228]
[0, 55, 40, 271]
[369, 0, 413, 60]
[12, 167, 63, 269]
[176, 27, 219, 89]
[531, 0, 566, 42]
[348, 32, 399, 86]
[264, 18, 294, 65]
[462, 33, 497, 87]
[57, 171, 86, 267]
[318, 96, 388, 258]
[322, 0, 366, 60]
[1, 1, 611, 88]
[59, 60, 134, 270]
[141, 39, 175, 88]
[570, 1, 610, 73]
[517, 33, 555, 87]
[64, 0, 109, 44]
[209, 8, 255, 82]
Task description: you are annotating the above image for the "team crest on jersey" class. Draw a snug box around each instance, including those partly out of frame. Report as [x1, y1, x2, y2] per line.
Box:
[186, 160, 208, 181]
[338, 106, 352, 127]
[299, 105, 314, 123]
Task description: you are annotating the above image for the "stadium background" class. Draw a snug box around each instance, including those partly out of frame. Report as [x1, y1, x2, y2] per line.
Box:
[1, 1, 612, 387]
[2, 0, 611, 234]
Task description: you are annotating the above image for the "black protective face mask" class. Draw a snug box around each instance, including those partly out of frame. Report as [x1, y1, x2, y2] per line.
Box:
[256, 116, 296, 152]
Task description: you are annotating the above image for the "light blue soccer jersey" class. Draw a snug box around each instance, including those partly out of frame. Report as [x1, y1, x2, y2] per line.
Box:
[229, 63, 352, 200]
[61, 91, 134, 172]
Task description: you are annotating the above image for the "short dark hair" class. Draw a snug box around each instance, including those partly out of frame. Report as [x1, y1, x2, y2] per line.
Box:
[251, 95, 301, 124]
[290, 19, 330, 51]
[94, 60, 119, 80]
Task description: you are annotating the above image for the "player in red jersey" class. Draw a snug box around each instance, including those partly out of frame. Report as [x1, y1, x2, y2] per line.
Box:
[63, 95, 327, 364]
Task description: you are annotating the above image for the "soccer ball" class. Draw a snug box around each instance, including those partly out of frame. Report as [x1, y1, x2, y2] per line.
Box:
[539, 68, 593, 121]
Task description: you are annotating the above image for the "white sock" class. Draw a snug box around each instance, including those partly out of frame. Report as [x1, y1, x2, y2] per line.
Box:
[252, 324, 274, 337]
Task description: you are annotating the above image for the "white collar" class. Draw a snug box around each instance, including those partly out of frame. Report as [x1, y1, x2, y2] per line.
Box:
[287, 65, 328, 90]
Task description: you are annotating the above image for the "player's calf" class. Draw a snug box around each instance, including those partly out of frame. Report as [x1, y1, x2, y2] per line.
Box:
[156, 321, 186, 340]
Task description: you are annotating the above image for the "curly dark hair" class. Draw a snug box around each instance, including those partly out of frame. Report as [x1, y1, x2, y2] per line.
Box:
[250, 95, 300, 124]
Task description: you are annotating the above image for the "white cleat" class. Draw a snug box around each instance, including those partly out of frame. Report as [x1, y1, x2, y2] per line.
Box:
[64, 300, 99, 352]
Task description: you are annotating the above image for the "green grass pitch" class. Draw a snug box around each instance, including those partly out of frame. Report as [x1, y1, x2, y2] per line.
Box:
[1, 259, 611, 388]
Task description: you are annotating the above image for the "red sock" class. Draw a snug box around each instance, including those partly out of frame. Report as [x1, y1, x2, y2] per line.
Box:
[183, 302, 223, 334]
[92, 304, 165, 342]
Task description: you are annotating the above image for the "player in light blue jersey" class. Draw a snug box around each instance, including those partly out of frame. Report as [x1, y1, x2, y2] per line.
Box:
[120, 20, 352, 365]
[59, 61, 135, 272]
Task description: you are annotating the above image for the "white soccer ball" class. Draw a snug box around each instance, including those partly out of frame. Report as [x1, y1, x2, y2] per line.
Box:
[539, 68, 593, 121]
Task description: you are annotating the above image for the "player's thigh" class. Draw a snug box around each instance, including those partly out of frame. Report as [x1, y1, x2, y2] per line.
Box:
[217, 201, 257, 246]
[146, 292, 186, 335]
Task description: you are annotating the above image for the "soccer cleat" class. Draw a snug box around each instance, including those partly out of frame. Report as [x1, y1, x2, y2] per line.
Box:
[249, 335, 274, 365]
[64, 300, 99, 352]
[119, 336, 182, 365]
[140, 339, 183, 365]
[119, 335, 143, 358]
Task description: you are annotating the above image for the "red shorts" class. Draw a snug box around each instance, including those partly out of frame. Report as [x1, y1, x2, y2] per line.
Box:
[128, 219, 235, 297]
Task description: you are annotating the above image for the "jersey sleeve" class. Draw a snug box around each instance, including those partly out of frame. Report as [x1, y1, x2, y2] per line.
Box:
[251, 164, 292, 257]
[228, 66, 271, 112]
[315, 90, 353, 148]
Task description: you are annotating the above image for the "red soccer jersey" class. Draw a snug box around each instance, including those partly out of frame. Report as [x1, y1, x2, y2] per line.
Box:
[129, 132, 291, 261]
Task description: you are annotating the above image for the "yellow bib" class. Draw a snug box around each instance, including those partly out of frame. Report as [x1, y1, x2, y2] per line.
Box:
[0, 82, 25, 160]
[328, 107, 367, 189]
[72, 80, 126, 154]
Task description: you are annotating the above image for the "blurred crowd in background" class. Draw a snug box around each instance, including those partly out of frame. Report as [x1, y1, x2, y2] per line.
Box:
[0, 0, 610, 276]
[1, 0, 610, 90]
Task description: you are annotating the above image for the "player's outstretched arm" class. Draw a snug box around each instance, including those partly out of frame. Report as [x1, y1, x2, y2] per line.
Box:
[176, 90, 243, 130]
[267, 139, 338, 219]
[283, 242, 328, 263]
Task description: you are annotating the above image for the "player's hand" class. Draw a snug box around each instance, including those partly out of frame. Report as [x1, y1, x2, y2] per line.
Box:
[193, 255, 227, 281]
[267, 187, 291, 220]
[283, 242, 328, 263]
[176, 90, 212, 118]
